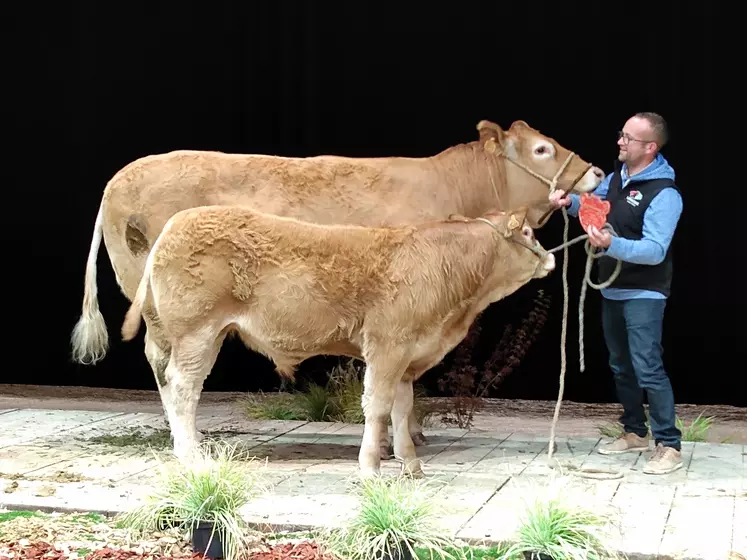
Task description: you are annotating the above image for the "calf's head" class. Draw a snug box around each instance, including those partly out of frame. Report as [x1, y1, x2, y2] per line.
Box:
[476, 207, 556, 281]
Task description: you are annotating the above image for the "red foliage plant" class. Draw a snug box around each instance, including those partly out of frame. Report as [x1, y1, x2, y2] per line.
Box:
[437, 288, 552, 428]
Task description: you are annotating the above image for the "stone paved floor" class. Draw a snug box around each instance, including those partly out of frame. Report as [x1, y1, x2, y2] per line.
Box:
[0, 406, 744, 560]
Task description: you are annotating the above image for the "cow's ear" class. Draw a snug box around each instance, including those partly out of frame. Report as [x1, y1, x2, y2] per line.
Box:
[477, 120, 505, 154]
[509, 120, 530, 130]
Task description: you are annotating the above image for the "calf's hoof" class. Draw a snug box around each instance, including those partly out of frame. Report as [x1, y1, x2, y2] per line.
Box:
[173, 445, 199, 464]
[411, 432, 427, 446]
[359, 467, 381, 479]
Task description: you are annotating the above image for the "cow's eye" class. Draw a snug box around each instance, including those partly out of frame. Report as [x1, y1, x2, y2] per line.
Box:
[535, 146, 546, 155]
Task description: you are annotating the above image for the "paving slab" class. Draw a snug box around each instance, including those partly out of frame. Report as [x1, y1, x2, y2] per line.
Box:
[660, 492, 736, 560]
[0, 410, 127, 448]
[0, 406, 745, 559]
[734, 496, 747, 556]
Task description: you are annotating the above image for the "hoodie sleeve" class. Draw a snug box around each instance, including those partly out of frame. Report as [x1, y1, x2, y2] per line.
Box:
[565, 173, 612, 217]
[603, 188, 683, 265]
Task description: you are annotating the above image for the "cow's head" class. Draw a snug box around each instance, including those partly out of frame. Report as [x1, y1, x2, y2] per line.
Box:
[477, 120, 604, 228]
[477, 207, 556, 280]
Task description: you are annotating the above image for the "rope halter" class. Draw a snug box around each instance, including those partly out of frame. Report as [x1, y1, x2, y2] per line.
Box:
[474, 216, 549, 261]
[484, 136, 592, 196]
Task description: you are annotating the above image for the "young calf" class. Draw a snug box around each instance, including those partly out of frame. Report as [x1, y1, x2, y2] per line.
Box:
[121, 205, 555, 477]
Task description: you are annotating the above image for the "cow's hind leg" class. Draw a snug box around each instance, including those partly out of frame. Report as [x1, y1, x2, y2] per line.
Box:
[359, 348, 409, 477]
[378, 422, 393, 460]
[379, 382, 425, 459]
[162, 333, 222, 463]
[391, 380, 423, 477]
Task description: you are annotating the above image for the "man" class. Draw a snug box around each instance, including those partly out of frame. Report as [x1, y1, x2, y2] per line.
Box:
[549, 112, 684, 475]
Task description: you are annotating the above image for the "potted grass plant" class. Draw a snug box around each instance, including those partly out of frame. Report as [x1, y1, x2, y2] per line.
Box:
[502, 477, 623, 560]
[117, 441, 268, 560]
[318, 475, 465, 560]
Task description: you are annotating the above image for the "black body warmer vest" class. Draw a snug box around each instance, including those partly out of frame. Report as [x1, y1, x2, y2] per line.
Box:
[595, 161, 681, 297]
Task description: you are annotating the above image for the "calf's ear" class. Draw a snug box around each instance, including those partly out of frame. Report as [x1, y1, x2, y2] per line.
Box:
[496, 207, 528, 237]
[507, 207, 528, 232]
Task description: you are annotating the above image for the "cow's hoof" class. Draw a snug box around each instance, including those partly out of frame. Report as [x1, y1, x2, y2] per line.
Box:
[398, 456, 424, 478]
[400, 464, 425, 479]
[380, 445, 394, 460]
[411, 432, 427, 446]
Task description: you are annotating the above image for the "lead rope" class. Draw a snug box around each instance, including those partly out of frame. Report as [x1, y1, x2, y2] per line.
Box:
[484, 147, 624, 478]
[544, 204, 624, 480]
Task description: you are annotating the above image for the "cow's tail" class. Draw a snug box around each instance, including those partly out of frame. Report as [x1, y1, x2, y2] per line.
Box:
[121, 241, 155, 342]
[71, 202, 109, 364]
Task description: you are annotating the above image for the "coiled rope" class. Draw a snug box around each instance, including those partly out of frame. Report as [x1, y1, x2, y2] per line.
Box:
[544, 205, 624, 479]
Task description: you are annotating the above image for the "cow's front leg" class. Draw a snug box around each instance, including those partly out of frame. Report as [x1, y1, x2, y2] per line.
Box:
[359, 350, 408, 477]
[391, 380, 423, 478]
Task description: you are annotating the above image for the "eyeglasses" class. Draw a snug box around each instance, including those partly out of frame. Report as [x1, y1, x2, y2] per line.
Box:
[617, 131, 655, 145]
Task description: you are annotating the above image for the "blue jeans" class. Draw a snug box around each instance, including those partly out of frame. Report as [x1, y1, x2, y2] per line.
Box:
[601, 298, 681, 451]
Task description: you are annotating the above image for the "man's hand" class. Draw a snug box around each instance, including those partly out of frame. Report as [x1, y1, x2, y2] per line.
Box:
[586, 225, 612, 249]
[548, 189, 572, 209]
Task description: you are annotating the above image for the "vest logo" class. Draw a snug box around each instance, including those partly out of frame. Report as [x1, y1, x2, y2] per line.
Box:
[626, 190, 643, 207]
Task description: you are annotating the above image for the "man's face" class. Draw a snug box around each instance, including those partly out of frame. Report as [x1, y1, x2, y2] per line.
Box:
[617, 116, 657, 166]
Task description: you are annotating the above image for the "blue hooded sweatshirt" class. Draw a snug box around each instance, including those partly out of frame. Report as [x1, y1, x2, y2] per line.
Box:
[565, 153, 683, 300]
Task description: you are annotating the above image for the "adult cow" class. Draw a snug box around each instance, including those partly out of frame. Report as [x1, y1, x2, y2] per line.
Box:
[72, 119, 603, 448]
[120, 205, 555, 477]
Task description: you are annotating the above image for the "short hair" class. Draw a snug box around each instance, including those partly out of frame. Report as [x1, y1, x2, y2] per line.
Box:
[634, 111, 668, 148]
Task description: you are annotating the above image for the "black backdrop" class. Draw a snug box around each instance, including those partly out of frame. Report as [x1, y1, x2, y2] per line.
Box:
[6, 2, 746, 408]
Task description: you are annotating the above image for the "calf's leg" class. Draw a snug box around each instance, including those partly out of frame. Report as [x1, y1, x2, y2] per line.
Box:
[143, 321, 171, 418]
[162, 334, 222, 462]
[359, 350, 409, 477]
[143, 314, 209, 443]
[144, 329, 171, 414]
[144, 326, 204, 443]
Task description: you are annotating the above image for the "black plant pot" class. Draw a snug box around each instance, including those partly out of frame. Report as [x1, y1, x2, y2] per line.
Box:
[155, 508, 177, 531]
[191, 521, 224, 559]
[523, 551, 553, 560]
[383, 541, 414, 560]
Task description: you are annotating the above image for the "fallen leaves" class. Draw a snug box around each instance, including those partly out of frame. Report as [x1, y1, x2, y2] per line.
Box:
[0, 512, 194, 559]
[0, 540, 205, 560]
[0, 512, 334, 560]
[236, 542, 334, 560]
[0, 540, 335, 560]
